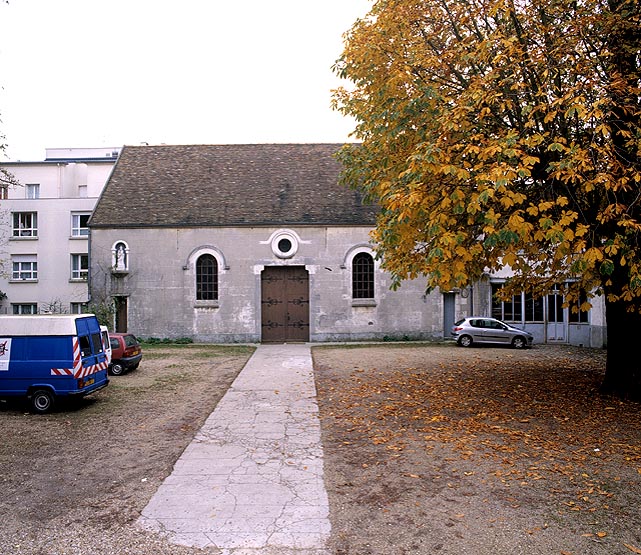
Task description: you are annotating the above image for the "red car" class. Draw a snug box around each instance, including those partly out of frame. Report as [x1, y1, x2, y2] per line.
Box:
[108, 332, 143, 375]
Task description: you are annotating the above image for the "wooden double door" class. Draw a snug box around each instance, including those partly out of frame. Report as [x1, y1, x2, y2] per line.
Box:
[261, 266, 309, 343]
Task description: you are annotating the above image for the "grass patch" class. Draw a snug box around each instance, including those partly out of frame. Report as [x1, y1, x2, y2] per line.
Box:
[152, 373, 191, 388]
[140, 337, 194, 345]
[141, 343, 255, 356]
[186, 348, 254, 359]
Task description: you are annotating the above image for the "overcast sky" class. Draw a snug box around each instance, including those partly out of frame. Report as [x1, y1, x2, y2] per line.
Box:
[0, 0, 370, 161]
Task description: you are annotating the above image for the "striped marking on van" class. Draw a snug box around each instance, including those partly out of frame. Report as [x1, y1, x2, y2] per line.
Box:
[51, 337, 109, 377]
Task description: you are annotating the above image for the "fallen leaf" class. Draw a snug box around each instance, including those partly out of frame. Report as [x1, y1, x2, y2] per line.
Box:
[623, 543, 641, 554]
[597, 532, 607, 538]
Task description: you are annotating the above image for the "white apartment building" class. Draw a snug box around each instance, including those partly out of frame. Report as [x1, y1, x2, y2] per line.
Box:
[0, 147, 120, 315]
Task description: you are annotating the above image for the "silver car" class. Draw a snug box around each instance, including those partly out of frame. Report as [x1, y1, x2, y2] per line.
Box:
[451, 317, 534, 349]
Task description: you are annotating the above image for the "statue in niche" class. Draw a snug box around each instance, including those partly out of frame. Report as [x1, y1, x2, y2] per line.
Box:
[113, 242, 128, 271]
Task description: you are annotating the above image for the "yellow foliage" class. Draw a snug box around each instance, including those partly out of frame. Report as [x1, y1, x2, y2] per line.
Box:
[584, 248, 604, 265]
[333, 0, 641, 307]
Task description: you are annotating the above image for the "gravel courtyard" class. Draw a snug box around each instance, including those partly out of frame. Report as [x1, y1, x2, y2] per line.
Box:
[1, 342, 640, 555]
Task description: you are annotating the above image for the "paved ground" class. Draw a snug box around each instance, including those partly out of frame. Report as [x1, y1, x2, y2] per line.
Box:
[137, 344, 330, 555]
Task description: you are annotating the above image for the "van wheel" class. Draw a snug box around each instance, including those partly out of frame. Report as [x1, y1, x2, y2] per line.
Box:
[110, 363, 124, 376]
[31, 389, 55, 414]
[458, 335, 473, 348]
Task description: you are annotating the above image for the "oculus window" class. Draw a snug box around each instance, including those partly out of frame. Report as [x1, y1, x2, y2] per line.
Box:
[271, 231, 298, 259]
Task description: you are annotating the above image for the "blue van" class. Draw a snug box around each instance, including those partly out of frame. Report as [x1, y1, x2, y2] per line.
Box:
[0, 314, 109, 413]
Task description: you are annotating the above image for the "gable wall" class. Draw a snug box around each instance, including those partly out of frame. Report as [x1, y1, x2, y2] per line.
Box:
[89, 226, 448, 342]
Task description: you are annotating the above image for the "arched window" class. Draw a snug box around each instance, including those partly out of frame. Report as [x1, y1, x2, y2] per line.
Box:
[196, 254, 218, 301]
[352, 252, 374, 299]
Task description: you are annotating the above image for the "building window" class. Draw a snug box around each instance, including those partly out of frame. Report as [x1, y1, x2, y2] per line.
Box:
[271, 231, 299, 258]
[491, 283, 524, 321]
[12, 212, 38, 237]
[196, 254, 218, 301]
[11, 256, 38, 281]
[70, 302, 88, 314]
[1, 185, 8, 199]
[12, 303, 37, 314]
[25, 184, 40, 199]
[492, 283, 547, 323]
[352, 252, 375, 299]
[523, 294, 545, 322]
[492, 283, 523, 321]
[71, 254, 89, 280]
[71, 213, 90, 237]
[568, 290, 590, 323]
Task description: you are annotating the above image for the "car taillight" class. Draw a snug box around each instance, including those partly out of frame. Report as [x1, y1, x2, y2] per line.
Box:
[453, 326, 463, 331]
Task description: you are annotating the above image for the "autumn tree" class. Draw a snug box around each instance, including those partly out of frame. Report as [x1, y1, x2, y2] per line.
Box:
[333, 0, 641, 399]
[0, 126, 18, 191]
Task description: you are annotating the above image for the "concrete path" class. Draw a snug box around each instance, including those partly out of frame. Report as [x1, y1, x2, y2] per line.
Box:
[137, 344, 331, 554]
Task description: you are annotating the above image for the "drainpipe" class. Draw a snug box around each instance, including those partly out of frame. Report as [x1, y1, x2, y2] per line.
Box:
[87, 226, 92, 306]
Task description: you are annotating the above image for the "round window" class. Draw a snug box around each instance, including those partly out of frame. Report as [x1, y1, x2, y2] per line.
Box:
[271, 232, 298, 258]
[278, 238, 292, 253]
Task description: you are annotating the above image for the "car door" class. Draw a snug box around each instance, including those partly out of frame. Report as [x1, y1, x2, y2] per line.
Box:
[492, 321, 514, 343]
[468, 319, 487, 343]
[483, 319, 512, 344]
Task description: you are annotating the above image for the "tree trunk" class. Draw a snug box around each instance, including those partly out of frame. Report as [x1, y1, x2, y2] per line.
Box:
[599, 1, 641, 401]
[600, 297, 641, 401]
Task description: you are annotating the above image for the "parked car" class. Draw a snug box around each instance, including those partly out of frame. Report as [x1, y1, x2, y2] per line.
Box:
[108, 332, 143, 375]
[451, 317, 534, 349]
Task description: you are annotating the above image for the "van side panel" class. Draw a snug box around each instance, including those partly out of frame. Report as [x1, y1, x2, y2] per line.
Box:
[0, 314, 109, 405]
[1, 336, 74, 395]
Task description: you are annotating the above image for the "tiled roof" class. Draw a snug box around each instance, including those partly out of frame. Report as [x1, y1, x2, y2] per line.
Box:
[89, 144, 377, 228]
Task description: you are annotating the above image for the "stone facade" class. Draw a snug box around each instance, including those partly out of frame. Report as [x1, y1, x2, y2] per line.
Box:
[89, 225, 453, 342]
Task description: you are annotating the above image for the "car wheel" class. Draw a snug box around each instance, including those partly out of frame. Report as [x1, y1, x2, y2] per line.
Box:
[458, 335, 473, 348]
[110, 363, 125, 376]
[31, 389, 55, 414]
[512, 336, 527, 349]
